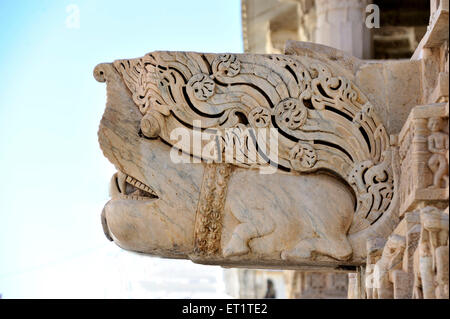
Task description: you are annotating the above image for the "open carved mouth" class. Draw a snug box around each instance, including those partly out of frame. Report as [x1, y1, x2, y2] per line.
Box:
[111, 171, 159, 201]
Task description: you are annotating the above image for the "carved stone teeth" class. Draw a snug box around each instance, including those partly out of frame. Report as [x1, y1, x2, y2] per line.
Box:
[117, 171, 127, 194]
[123, 194, 147, 201]
[121, 173, 157, 198]
[126, 176, 135, 185]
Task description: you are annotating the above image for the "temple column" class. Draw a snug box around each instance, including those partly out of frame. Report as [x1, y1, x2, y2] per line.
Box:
[314, 0, 372, 59]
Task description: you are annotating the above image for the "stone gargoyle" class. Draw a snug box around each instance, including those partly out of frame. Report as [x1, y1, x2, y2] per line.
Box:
[94, 42, 400, 270]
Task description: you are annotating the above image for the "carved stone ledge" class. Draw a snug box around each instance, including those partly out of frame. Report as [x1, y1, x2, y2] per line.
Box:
[412, 0, 449, 60]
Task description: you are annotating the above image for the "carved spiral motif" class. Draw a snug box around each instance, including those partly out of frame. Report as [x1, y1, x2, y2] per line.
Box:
[212, 54, 240, 77]
[140, 111, 161, 138]
[274, 98, 308, 130]
[289, 142, 317, 169]
[187, 73, 215, 100]
[248, 107, 271, 128]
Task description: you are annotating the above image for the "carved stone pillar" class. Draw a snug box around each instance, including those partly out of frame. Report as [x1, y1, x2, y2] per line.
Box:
[411, 206, 449, 299]
[314, 0, 372, 59]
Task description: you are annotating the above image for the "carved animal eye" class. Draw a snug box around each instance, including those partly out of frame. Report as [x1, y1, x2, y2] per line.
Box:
[187, 73, 215, 101]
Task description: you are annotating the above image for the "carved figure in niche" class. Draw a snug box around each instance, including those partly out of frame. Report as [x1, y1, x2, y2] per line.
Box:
[427, 117, 449, 189]
[373, 234, 406, 299]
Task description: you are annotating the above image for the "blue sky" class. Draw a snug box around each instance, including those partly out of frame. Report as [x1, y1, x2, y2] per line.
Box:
[0, 0, 242, 298]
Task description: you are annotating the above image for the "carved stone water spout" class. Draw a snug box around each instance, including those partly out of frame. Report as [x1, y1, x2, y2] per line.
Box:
[94, 44, 400, 270]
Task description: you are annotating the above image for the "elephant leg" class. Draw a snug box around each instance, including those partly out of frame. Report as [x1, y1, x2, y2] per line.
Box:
[223, 223, 259, 257]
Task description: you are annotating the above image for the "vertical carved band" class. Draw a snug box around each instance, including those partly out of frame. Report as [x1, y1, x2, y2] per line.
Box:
[194, 164, 233, 256]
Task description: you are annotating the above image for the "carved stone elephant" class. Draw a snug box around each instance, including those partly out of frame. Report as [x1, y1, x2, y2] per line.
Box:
[95, 46, 400, 269]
